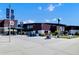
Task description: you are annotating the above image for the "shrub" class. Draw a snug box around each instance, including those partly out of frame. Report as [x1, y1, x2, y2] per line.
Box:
[51, 31, 58, 36]
[39, 34, 45, 36]
[75, 32, 79, 35]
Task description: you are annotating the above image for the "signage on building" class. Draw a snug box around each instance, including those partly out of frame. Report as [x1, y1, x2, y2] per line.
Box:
[10, 20, 14, 26]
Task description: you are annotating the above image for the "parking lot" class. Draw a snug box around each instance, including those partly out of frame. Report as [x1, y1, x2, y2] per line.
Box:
[0, 35, 78, 55]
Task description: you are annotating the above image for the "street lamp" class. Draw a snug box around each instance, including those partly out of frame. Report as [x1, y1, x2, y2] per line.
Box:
[9, 4, 11, 43]
[20, 22, 23, 35]
[58, 18, 60, 24]
[57, 18, 61, 38]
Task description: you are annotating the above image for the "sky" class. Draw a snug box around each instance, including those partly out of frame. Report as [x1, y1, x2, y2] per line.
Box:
[0, 3, 79, 25]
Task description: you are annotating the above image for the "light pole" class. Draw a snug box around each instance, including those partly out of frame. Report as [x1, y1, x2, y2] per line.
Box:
[20, 22, 23, 35]
[20, 22, 23, 40]
[58, 18, 60, 24]
[9, 4, 11, 43]
[57, 18, 60, 38]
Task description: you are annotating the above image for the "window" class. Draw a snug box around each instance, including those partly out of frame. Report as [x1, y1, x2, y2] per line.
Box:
[27, 25, 33, 29]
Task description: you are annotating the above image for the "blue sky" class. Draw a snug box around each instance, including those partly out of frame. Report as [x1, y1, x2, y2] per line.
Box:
[0, 3, 79, 25]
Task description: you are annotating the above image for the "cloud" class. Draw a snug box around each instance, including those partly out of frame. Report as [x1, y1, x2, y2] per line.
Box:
[47, 3, 62, 12]
[58, 3, 62, 6]
[27, 19, 35, 23]
[55, 3, 62, 7]
[47, 4, 55, 12]
[23, 21, 27, 24]
[45, 18, 61, 23]
[38, 6, 42, 10]
[45, 19, 50, 23]
[45, 18, 56, 23]
[38, 3, 62, 12]
[52, 18, 57, 21]
[23, 19, 35, 24]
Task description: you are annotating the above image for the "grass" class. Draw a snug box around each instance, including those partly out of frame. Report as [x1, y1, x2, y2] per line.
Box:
[52, 35, 79, 39]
